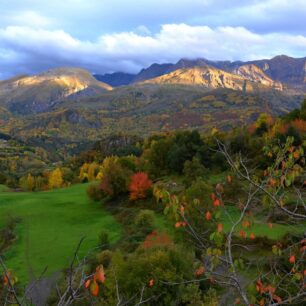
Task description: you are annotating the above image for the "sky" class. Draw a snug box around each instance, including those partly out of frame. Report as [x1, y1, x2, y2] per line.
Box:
[0, 0, 306, 79]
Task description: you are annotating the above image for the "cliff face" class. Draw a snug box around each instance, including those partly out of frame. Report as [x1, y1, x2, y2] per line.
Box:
[233, 64, 283, 90]
[140, 66, 281, 92]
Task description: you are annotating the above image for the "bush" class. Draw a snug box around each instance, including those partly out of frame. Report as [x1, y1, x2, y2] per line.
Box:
[86, 183, 104, 201]
[98, 156, 132, 198]
[98, 230, 110, 250]
[183, 156, 207, 184]
[110, 246, 197, 305]
[185, 178, 212, 207]
[96, 250, 112, 268]
[134, 210, 155, 234]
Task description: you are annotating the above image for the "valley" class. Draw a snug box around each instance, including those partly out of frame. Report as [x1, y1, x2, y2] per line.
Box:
[0, 55, 305, 306]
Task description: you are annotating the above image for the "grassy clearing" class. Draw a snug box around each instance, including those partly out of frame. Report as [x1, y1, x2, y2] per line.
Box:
[221, 205, 305, 240]
[0, 184, 122, 284]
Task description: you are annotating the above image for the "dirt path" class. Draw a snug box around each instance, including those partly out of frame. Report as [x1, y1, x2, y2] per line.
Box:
[26, 272, 60, 306]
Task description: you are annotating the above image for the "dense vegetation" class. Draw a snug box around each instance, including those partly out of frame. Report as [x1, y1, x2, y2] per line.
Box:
[0, 99, 305, 305]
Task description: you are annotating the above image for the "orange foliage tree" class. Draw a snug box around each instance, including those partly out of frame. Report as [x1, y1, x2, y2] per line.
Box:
[129, 172, 152, 201]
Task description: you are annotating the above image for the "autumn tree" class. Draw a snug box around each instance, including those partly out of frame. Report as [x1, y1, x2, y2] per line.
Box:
[87, 156, 133, 200]
[48, 168, 63, 189]
[79, 162, 89, 182]
[19, 173, 35, 191]
[87, 162, 98, 181]
[129, 172, 152, 201]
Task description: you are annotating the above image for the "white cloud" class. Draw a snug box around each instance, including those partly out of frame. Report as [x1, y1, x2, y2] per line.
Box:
[12, 11, 53, 27]
[0, 23, 305, 78]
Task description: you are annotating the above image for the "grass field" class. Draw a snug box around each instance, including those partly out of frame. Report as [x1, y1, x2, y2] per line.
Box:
[221, 205, 305, 240]
[0, 184, 122, 284]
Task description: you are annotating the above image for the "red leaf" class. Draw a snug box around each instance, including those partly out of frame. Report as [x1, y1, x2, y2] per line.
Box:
[205, 211, 212, 221]
[210, 192, 216, 201]
[175, 222, 181, 228]
[95, 265, 105, 283]
[84, 279, 91, 289]
[90, 280, 99, 297]
[213, 199, 221, 207]
[272, 294, 282, 304]
[239, 230, 246, 238]
[217, 223, 223, 233]
[194, 266, 205, 276]
[289, 255, 295, 264]
[250, 233, 255, 240]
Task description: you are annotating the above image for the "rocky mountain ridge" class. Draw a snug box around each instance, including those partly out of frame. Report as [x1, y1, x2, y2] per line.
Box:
[140, 65, 283, 91]
[94, 55, 306, 89]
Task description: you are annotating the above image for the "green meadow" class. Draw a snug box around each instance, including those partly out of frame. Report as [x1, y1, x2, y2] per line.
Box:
[0, 184, 122, 284]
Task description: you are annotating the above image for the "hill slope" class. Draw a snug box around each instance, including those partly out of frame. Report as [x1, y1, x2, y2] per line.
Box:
[0, 67, 112, 114]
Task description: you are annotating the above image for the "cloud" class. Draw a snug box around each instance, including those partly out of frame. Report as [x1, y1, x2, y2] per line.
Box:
[4, 11, 53, 28]
[0, 23, 306, 79]
[1, 1, 306, 39]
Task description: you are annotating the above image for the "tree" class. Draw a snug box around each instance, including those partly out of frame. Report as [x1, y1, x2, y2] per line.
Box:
[129, 172, 152, 201]
[48, 168, 63, 189]
[19, 173, 35, 191]
[183, 156, 207, 183]
[87, 162, 99, 181]
[133, 210, 155, 234]
[90, 156, 132, 199]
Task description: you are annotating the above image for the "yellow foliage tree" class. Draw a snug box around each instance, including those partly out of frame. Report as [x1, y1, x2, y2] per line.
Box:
[20, 173, 35, 191]
[95, 156, 119, 181]
[88, 162, 98, 181]
[79, 163, 89, 181]
[48, 168, 63, 189]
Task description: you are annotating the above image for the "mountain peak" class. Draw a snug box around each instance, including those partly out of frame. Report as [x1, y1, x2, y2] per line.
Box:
[0, 67, 112, 114]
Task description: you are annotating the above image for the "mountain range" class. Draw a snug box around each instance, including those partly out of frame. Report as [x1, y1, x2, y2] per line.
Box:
[0, 55, 305, 157]
[95, 55, 306, 89]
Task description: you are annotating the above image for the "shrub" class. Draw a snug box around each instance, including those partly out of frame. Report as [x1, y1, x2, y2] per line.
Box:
[134, 210, 155, 234]
[98, 156, 132, 198]
[185, 178, 212, 207]
[183, 156, 207, 184]
[96, 250, 112, 268]
[87, 183, 104, 201]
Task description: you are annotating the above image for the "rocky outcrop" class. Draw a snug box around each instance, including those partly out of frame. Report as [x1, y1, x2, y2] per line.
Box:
[233, 64, 283, 90]
[140, 66, 280, 92]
